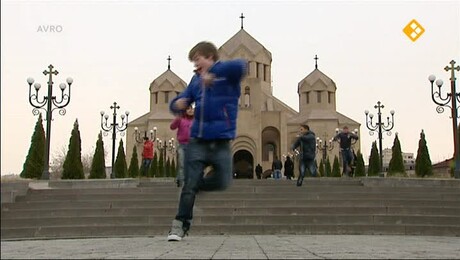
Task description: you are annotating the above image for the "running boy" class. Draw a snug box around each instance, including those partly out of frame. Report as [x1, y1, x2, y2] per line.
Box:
[167, 41, 247, 241]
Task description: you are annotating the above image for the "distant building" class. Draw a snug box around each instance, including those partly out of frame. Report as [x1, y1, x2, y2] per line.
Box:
[381, 148, 415, 171]
[432, 158, 453, 177]
[126, 20, 360, 179]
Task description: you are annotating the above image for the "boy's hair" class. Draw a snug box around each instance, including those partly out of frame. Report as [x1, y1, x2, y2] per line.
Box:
[301, 124, 310, 131]
[143, 136, 149, 141]
[188, 41, 219, 62]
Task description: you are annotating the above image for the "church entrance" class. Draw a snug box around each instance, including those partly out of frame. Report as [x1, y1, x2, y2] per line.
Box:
[233, 150, 254, 179]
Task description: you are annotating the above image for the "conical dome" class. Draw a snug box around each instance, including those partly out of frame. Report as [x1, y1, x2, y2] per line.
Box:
[219, 29, 272, 62]
[149, 69, 186, 93]
[298, 68, 336, 93]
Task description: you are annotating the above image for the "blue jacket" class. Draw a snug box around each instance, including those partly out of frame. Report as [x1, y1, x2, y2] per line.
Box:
[169, 59, 247, 140]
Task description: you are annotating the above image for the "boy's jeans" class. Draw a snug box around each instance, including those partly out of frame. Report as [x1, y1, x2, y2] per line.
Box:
[176, 143, 187, 184]
[299, 159, 317, 181]
[175, 138, 232, 229]
[273, 169, 282, 179]
[142, 158, 152, 176]
[341, 148, 353, 176]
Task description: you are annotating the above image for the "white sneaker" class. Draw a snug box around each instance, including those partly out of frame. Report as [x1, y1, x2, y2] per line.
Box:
[167, 219, 185, 241]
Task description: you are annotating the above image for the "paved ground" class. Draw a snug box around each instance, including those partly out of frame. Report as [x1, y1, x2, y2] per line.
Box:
[2, 235, 460, 259]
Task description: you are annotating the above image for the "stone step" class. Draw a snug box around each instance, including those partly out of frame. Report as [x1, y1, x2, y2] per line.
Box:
[13, 191, 460, 202]
[3, 198, 460, 211]
[138, 180, 365, 188]
[2, 214, 460, 228]
[24, 186, 460, 195]
[2, 223, 459, 240]
[4, 179, 459, 240]
[3, 206, 459, 219]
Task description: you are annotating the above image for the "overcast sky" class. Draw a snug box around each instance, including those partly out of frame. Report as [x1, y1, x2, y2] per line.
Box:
[1, 0, 459, 175]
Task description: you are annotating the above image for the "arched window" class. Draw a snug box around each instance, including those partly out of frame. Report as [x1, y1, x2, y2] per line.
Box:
[263, 143, 276, 162]
[261, 127, 281, 162]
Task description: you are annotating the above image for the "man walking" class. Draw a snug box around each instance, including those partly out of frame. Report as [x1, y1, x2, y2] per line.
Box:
[333, 126, 359, 177]
[271, 156, 283, 180]
[291, 124, 317, 186]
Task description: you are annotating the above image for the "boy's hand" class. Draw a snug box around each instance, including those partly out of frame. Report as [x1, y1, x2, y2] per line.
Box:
[174, 98, 189, 110]
[201, 72, 215, 87]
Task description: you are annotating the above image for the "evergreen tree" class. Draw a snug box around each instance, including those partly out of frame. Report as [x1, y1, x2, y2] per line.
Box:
[368, 141, 380, 176]
[171, 157, 177, 178]
[354, 149, 366, 177]
[318, 158, 325, 177]
[139, 163, 145, 177]
[128, 146, 140, 178]
[166, 157, 171, 177]
[21, 114, 46, 179]
[89, 131, 106, 179]
[325, 156, 332, 177]
[415, 130, 433, 177]
[62, 119, 85, 179]
[332, 155, 341, 177]
[148, 152, 158, 177]
[388, 134, 406, 175]
[114, 139, 128, 178]
[158, 151, 164, 177]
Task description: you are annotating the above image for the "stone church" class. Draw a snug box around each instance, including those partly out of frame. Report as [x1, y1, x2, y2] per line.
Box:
[126, 21, 360, 178]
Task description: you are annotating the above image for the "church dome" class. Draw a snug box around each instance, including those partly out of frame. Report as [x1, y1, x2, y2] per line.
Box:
[219, 29, 272, 62]
[298, 68, 336, 93]
[149, 69, 186, 93]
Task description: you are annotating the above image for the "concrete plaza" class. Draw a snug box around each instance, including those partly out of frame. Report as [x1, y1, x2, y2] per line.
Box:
[2, 235, 460, 259]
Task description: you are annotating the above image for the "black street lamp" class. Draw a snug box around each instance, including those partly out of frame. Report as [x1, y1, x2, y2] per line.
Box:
[316, 133, 335, 177]
[365, 101, 395, 175]
[27, 64, 73, 180]
[316, 132, 337, 162]
[100, 102, 129, 179]
[134, 126, 157, 144]
[156, 137, 176, 177]
[428, 60, 460, 179]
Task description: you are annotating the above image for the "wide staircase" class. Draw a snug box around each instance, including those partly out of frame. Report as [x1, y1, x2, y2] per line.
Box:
[2, 178, 460, 240]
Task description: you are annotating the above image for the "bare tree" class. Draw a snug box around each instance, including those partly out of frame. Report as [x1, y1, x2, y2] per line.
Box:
[50, 144, 109, 179]
[49, 145, 67, 179]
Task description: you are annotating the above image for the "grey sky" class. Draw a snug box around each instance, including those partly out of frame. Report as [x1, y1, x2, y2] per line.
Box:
[1, 0, 459, 175]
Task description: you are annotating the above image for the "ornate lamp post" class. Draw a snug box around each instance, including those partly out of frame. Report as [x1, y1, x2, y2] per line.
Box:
[100, 102, 129, 179]
[156, 137, 176, 177]
[27, 64, 73, 180]
[316, 132, 337, 162]
[428, 60, 460, 179]
[365, 101, 395, 175]
[134, 126, 157, 144]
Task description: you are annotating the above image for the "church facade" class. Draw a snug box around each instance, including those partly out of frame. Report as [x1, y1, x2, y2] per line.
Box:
[126, 26, 360, 178]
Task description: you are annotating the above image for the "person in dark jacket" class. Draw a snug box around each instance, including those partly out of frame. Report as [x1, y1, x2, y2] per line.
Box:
[333, 126, 359, 177]
[271, 156, 283, 180]
[284, 156, 294, 180]
[255, 164, 263, 179]
[167, 41, 247, 241]
[291, 124, 317, 186]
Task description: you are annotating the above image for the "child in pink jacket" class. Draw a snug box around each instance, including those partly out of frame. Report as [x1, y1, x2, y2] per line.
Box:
[170, 106, 194, 187]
